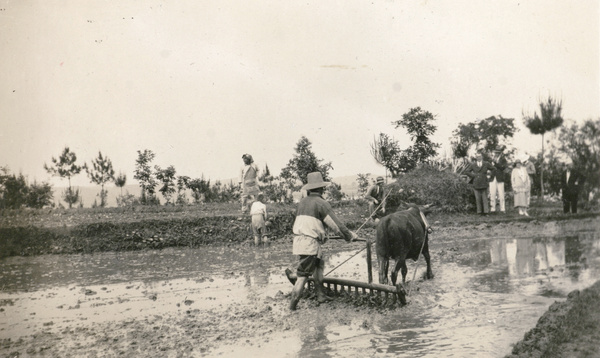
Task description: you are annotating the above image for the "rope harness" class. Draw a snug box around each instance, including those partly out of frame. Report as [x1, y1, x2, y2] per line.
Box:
[325, 188, 394, 276]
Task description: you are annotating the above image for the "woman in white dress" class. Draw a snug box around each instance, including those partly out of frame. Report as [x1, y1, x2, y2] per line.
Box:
[511, 159, 531, 216]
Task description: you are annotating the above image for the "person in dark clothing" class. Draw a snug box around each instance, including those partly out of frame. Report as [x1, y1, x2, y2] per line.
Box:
[561, 163, 585, 214]
[466, 153, 495, 215]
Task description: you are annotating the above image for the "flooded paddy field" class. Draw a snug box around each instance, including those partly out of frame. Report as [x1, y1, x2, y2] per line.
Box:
[1, 217, 599, 357]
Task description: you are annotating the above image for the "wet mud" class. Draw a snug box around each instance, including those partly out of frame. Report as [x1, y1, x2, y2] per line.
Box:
[1, 217, 599, 357]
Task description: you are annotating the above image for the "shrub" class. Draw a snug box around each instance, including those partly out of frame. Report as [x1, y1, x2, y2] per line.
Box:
[384, 164, 475, 213]
[117, 193, 139, 207]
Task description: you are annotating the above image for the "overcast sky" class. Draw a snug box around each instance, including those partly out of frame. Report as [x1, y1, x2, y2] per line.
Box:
[1, 0, 598, 188]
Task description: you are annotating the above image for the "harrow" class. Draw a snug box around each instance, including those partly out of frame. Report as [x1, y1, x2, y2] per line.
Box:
[285, 237, 407, 306]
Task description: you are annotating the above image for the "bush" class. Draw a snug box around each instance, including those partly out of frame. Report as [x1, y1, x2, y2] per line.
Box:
[384, 165, 475, 213]
[117, 193, 139, 207]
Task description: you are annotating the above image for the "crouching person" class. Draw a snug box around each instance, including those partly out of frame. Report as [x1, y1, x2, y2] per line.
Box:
[250, 193, 269, 246]
[289, 172, 357, 311]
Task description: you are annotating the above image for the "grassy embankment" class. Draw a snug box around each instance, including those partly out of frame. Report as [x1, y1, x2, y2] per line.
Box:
[0, 198, 597, 259]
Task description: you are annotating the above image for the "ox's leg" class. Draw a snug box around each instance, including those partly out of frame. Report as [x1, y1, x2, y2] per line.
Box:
[422, 241, 434, 280]
[378, 256, 389, 284]
[391, 259, 407, 286]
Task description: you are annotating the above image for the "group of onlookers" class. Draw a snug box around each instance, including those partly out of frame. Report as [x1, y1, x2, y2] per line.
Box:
[465, 149, 584, 216]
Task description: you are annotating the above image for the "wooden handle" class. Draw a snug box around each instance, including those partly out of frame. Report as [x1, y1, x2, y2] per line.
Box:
[327, 235, 367, 242]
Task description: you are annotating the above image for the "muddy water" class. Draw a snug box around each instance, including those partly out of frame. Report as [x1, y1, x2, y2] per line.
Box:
[1, 228, 599, 357]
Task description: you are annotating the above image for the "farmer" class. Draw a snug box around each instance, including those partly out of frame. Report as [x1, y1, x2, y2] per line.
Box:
[250, 193, 269, 246]
[239, 154, 260, 213]
[365, 176, 385, 222]
[289, 172, 357, 311]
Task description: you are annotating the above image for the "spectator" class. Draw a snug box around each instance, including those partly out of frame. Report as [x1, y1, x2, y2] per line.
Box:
[523, 153, 536, 203]
[561, 161, 585, 214]
[466, 153, 495, 215]
[489, 149, 508, 213]
[239, 154, 259, 213]
[511, 159, 531, 216]
[250, 193, 269, 246]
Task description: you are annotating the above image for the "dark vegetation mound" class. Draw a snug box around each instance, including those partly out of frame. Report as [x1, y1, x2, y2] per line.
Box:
[385, 166, 475, 213]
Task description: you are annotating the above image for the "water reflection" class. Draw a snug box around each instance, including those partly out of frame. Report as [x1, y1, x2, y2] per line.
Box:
[490, 233, 600, 277]
[484, 231, 600, 297]
[244, 249, 271, 287]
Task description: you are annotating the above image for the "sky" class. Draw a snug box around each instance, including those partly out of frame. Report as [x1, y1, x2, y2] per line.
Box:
[1, 0, 598, 188]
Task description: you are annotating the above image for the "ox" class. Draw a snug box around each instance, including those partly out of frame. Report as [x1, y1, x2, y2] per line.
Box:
[376, 204, 434, 286]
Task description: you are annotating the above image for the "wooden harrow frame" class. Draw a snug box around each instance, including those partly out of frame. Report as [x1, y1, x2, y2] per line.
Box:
[285, 238, 407, 306]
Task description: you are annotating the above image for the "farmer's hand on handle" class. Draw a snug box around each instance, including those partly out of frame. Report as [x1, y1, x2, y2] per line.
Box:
[348, 231, 358, 243]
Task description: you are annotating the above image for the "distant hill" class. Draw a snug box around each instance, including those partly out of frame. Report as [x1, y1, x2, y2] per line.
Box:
[51, 174, 384, 207]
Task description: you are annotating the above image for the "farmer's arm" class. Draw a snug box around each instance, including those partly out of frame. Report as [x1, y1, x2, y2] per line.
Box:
[321, 202, 354, 242]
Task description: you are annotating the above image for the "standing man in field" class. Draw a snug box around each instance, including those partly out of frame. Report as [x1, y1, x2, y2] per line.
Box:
[365, 176, 385, 222]
[561, 160, 585, 214]
[466, 153, 495, 215]
[239, 154, 260, 213]
[289, 172, 357, 311]
[488, 148, 508, 214]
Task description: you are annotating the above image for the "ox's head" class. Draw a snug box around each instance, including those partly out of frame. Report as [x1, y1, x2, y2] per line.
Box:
[404, 203, 434, 216]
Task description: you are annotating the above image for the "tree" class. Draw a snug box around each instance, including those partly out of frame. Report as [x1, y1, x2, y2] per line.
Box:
[187, 175, 212, 203]
[371, 108, 440, 176]
[155, 165, 177, 205]
[0, 167, 53, 209]
[523, 96, 564, 200]
[176, 175, 190, 205]
[558, 118, 599, 203]
[370, 133, 401, 178]
[115, 172, 127, 196]
[451, 115, 516, 160]
[356, 173, 371, 196]
[86, 151, 115, 207]
[259, 163, 283, 202]
[280, 136, 333, 190]
[133, 149, 158, 204]
[44, 146, 84, 208]
[0, 168, 28, 209]
[259, 163, 274, 183]
[393, 107, 440, 168]
[26, 180, 54, 209]
[325, 181, 345, 201]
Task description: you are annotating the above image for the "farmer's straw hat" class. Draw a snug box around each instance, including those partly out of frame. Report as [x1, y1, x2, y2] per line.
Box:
[302, 172, 330, 191]
[376, 176, 384, 183]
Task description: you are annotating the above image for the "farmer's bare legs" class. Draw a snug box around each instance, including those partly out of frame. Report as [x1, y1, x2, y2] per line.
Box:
[313, 265, 333, 302]
[289, 276, 307, 310]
